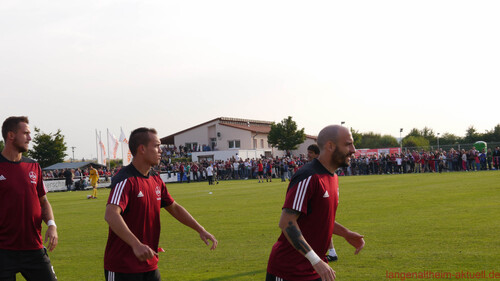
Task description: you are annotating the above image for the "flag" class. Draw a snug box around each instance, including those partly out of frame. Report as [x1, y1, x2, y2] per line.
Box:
[120, 128, 132, 166]
[98, 132, 107, 165]
[108, 130, 120, 159]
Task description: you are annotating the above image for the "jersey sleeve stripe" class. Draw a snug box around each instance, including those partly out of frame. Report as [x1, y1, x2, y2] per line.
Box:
[292, 175, 311, 211]
[110, 179, 127, 205]
[292, 179, 304, 210]
[297, 175, 312, 211]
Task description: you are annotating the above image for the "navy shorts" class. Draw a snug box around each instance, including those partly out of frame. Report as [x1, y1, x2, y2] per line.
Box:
[0, 248, 57, 281]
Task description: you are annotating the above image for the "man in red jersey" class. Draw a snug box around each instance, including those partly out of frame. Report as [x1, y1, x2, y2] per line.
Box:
[0, 116, 58, 281]
[266, 125, 365, 281]
[104, 127, 218, 281]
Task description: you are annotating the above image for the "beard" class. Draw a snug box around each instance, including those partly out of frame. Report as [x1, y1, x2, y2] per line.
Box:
[13, 139, 28, 153]
[332, 147, 351, 168]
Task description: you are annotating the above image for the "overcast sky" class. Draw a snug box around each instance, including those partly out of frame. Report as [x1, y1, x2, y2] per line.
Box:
[1, 0, 499, 160]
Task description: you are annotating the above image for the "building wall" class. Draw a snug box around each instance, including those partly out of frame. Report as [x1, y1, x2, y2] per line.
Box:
[216, 125, 253, 150]
[292, 137, 317, 157]
[174, 120, 218, 149]
[172, 119, 316, 158]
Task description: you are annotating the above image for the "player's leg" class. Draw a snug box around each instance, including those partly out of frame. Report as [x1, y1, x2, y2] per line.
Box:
[326, 238, 338, 262]
[92, 186, 97, 198]
[0, 249, 18, 281]
[18, 249, 57, 281]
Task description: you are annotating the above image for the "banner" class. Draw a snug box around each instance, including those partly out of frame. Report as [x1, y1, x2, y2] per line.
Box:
[355, 147, 401, 157]
[98, 132, 107, 165]
[108, 130, 120, 159]
[120, 128, 132, 166]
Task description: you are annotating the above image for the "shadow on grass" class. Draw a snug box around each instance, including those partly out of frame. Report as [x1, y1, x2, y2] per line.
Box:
[201, 269, 266, 281]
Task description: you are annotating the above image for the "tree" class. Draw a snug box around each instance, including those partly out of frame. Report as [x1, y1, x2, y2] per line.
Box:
[464, 126, 481, 143]
[357, 132, 398, 148]
[267, 116, 306, 153]
[350, 128, 362, 148]
[28, 128, 67, 168]
[0, 140, 4, 152]
[402, 136, 430, 149]
[483, 124, 500, 142]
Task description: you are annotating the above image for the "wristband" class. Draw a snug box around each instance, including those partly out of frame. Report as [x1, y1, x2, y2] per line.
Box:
[47, 220, 57, 228]
[305, 250, 321, 265]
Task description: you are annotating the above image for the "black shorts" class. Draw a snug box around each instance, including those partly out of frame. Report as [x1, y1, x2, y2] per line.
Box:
[0, 248, 57, 281]
[105, 269, 161, 281]
[258, 171, 264, 176]
[266, 272, 321, 281]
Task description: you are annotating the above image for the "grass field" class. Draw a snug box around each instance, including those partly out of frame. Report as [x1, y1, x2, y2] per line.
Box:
[18, 171, 500, 280]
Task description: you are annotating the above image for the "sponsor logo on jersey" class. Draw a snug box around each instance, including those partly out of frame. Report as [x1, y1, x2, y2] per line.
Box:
[137, 191, 144, 198]
[0, 175, 6, 181]
[323, 191, 329, 198]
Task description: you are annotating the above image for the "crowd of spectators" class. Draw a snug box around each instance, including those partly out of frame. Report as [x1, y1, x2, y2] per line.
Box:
[157, 146, 500, 182]
[343, 146, 500, 176]
[42, 146, 500, 187]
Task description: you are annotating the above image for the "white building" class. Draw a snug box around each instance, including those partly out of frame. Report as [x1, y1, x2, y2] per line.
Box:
[160, 117, 317, 162]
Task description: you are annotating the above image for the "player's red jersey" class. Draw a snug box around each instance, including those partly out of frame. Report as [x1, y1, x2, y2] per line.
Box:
[267, 158, 339, 281]
[104, 164, 174, 274]
[0, 154, 47, 250]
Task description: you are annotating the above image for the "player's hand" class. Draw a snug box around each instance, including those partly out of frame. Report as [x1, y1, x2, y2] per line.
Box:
[344, 231, 365, 254]
[132, 243, 158, 261]
[199, 230, 218, 250]
[312, 260, 336, 281]
[44, 226, 58, 252]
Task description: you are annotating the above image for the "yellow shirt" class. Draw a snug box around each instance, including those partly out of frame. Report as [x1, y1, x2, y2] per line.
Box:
[89, 168, 99, 186]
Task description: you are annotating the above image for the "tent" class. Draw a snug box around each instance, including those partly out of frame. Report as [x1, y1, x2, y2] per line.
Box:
[42, 161, 106, 171]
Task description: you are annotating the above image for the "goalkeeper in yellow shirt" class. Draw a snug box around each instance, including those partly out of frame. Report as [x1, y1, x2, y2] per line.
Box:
[88, 166, 99, 199]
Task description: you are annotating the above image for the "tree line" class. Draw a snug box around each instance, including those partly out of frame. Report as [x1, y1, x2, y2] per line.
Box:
[266, 116, 500, 151]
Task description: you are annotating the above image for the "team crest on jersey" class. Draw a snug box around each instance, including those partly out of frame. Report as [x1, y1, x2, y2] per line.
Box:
[155, 186, 161, 200]
[29, 171, 37, 184]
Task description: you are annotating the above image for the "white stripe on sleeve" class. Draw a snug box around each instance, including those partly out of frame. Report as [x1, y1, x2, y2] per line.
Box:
[111, 179, 127, 205]
[292, 175, 312, 211]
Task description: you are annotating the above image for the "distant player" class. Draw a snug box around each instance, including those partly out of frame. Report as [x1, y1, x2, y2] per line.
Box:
[266, 125, 365, 281]
[0, 116, 58, 281]
[104, 127, 218, 281]
[89, 165, 99, 199]
[307, 143, 338, 262]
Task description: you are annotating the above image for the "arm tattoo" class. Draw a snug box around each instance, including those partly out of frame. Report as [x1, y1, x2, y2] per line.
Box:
[285, 221, 311, 254]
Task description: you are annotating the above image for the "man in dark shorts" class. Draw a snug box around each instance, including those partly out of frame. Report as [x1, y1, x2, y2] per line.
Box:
[104, 127, 218, 281]
[266, 125, 365, 281]
[0, 116, 58, 281]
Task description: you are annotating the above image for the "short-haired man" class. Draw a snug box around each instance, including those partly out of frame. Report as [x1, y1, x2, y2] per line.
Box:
[104, 127, 218, 281]
[266, 125, 365, 281]
[307, 143, 338, 262]
[306, 144, 320, 161]
[0, 116, 58, 281]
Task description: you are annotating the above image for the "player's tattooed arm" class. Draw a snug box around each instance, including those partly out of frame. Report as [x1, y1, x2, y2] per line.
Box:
[285, 222, 311, 254]
[39, 195, 55, 222]
[279, 208, 311, 255]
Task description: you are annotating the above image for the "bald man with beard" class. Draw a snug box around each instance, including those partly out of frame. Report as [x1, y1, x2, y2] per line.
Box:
[266, 125, 365, 281]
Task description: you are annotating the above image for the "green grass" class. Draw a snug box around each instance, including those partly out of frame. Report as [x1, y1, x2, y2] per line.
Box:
[18, 171, 500, 280]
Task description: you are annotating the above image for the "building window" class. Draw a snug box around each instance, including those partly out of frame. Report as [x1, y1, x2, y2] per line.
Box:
[260, 139, 264, 148]
[228, 140, 241, 149]
[253, 139, 257, 149]
[185, 142, 198, 151]
[210, 138, 217, 150]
